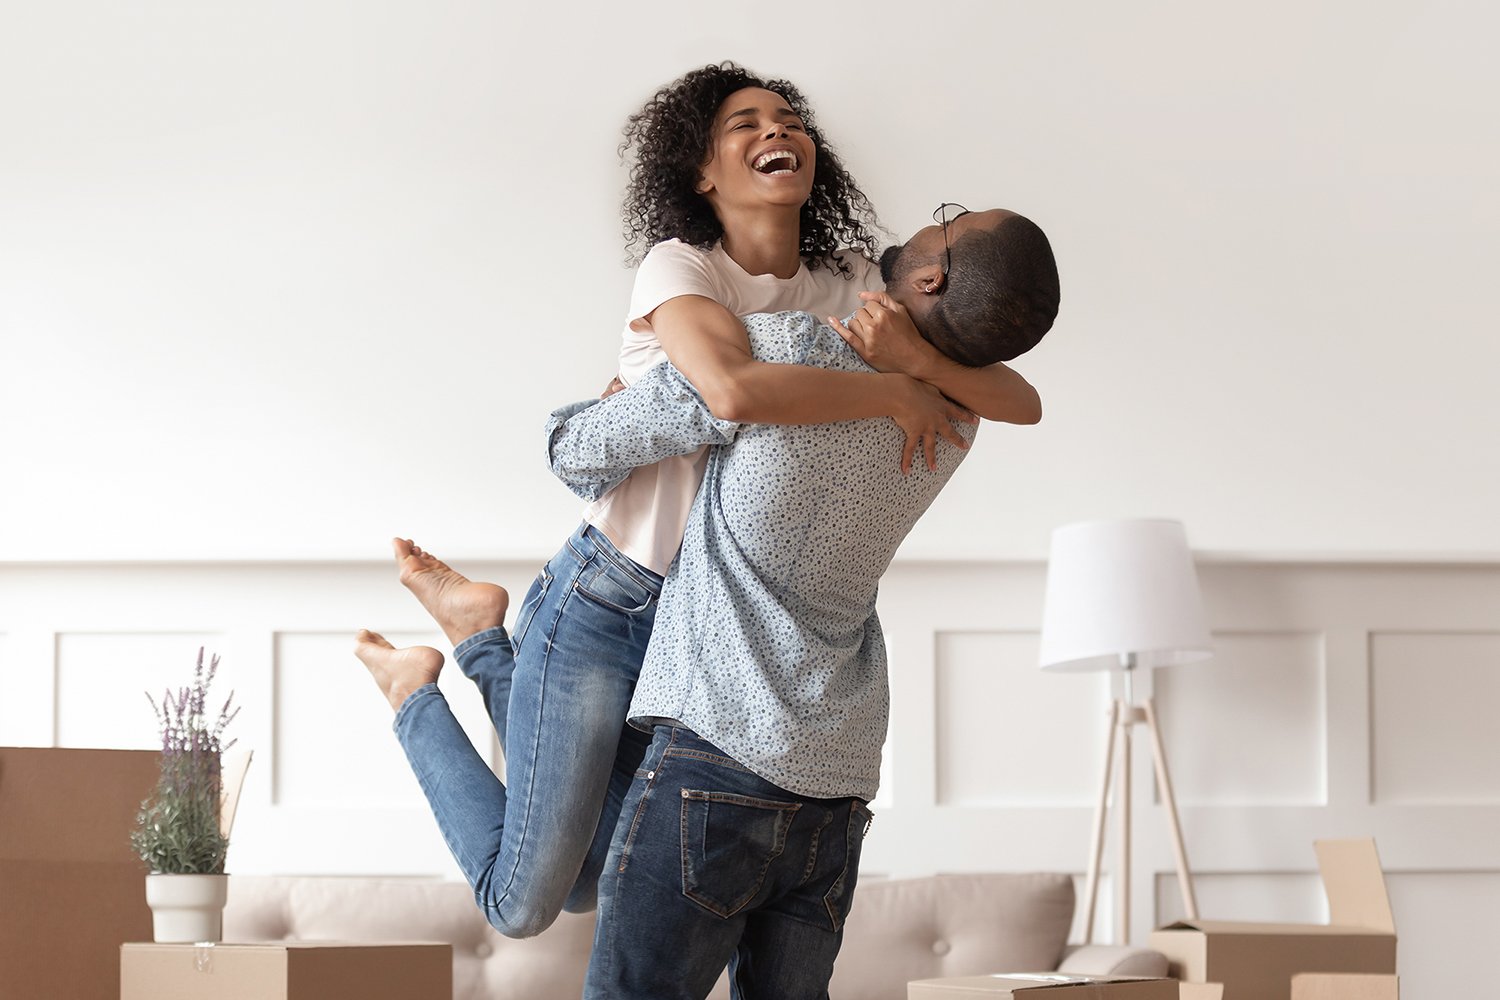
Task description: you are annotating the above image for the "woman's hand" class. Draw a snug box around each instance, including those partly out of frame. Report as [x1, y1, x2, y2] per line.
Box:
[828, 292, 944, 378]
[886, 373, 976, 475]
[601, 375, 627, 399]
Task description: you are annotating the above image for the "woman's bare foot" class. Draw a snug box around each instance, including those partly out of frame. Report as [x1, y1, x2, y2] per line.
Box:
[354, 630, 444, 713]
[392, 537, 509, 647]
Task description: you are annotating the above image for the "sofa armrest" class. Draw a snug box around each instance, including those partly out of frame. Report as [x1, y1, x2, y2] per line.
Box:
[1056, 944, 1169, 978]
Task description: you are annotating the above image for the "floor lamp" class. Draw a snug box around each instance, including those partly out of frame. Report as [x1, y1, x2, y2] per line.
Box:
[1038, 518, 1214, 945]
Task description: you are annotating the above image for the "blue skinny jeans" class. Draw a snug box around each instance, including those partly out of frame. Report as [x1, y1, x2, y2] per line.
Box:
[392, 523, 661, 937]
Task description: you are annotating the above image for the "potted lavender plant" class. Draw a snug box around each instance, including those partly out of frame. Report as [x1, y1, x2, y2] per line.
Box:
[131, 648, 239, 943]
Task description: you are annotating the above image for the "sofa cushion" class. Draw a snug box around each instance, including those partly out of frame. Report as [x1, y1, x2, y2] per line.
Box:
[824, 873, 1075, 1000]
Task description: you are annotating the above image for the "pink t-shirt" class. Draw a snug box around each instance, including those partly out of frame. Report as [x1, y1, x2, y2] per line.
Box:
[584, 239, 881, 575]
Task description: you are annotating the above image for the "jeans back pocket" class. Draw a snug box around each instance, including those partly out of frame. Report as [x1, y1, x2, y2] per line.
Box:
[822, 802, 872, 932]
[679, 789, 800, 918]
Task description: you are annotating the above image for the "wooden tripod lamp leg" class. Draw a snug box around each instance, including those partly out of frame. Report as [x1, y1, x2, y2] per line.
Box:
[1142, 697, 1198, 920]
[1117, 703, 1132, 944]
[1081, 699, 1121, 945]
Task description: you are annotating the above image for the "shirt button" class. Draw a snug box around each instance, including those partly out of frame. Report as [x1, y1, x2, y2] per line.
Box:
[475, 943, 493, 958]
[931, 939, 951, 957]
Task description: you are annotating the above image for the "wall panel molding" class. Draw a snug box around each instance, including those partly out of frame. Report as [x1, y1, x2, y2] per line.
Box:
[1370, 631, 1500, 805]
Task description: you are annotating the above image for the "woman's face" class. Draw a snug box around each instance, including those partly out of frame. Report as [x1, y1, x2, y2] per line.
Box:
[696, 87, 817, 216]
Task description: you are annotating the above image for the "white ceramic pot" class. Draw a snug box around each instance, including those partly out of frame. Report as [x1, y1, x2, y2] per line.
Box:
[144, 873, 229, 943]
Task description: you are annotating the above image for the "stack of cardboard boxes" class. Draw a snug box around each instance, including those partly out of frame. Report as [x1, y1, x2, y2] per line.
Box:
[0, 746, 160, 1000]
[1149, 839, 1400, 1000]
[1, 746, 450, 1000]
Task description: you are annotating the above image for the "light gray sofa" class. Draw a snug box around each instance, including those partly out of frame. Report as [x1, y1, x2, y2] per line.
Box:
[225, 872, 1166, 1000]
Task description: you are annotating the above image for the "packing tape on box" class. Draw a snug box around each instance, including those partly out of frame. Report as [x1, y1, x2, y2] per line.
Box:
[195, 943, 215, 973]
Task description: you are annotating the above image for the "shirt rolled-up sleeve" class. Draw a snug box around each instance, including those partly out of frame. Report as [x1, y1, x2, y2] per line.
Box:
[544, 361, 741, 501]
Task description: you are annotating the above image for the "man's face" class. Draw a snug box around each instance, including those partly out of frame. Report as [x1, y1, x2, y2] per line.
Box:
[881, 208, 1017, 285]
[880, 207, 1017, 338]
[696, 87, 817, 214]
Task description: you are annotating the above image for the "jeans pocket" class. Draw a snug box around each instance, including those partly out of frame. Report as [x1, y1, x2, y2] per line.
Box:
[821, 802, 872, 932]
[680, 789, 801, 918]
[510, 568, 553, 652]
[573, 555, 654, 615]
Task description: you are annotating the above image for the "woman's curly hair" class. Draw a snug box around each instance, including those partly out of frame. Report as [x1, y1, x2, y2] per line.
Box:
[620, 62, 881, 276]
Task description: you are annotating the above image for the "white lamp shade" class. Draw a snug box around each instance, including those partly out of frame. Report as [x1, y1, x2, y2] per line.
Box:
[1039, 518, 1213, 672]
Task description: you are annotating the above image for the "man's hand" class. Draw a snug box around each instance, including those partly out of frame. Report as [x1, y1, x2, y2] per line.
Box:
[601, 375, 626, 399]
[828, 292, 945, 379]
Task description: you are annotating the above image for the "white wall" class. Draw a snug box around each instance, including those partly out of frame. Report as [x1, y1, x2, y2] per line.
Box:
[3, 1, 1498, 562]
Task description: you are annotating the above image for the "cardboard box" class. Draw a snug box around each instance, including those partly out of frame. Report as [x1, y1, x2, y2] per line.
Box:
[1177, 986, 1224, 1000]
[909, 973, 1178, 998]
[1149, 839, 1396, 1000]
[1291, 973, 1399, 1000]
[121, 941, 452, 1000]
[0, 746, 160, 1000]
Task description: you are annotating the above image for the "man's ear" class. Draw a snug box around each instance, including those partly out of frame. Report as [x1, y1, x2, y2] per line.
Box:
[888, 262, 946, 326]
[908, 263, 946, 297]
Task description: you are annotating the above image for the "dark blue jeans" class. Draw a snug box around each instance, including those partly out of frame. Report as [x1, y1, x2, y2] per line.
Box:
[585, 725, 873, 999]
[393, 523, 661, 936]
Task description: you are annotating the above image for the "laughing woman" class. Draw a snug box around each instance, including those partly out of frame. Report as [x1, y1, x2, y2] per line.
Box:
[356, 61, 1041, 938]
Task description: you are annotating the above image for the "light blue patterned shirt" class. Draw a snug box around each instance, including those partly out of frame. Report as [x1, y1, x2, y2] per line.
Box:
[545, 310, 976, 800]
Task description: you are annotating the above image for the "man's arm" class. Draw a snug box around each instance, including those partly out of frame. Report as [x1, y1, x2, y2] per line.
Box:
[545, 362, 739, 502]
[830, 292, 1043, 425]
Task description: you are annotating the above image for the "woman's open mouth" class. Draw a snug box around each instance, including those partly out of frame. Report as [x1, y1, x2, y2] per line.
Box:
[752, 150, 800, 176]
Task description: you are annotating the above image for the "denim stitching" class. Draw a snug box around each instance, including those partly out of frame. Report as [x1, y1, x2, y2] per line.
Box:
[798, 808, 834, 886]
[571, 579, 653, 615]
[564, 538, 656, 615]
[821, 804, 868, 932]
[662, 746, 758, 774]
[617, 728, 682, 873]
[489, 573, 582, 918]
[584, 527, 664, 595]
[509, 568, 553, 652]
[615, 752, 667, 875]
[680, 789, 800, 812]
[678, 790, 799, 918]
[567, 530, 664, 598]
